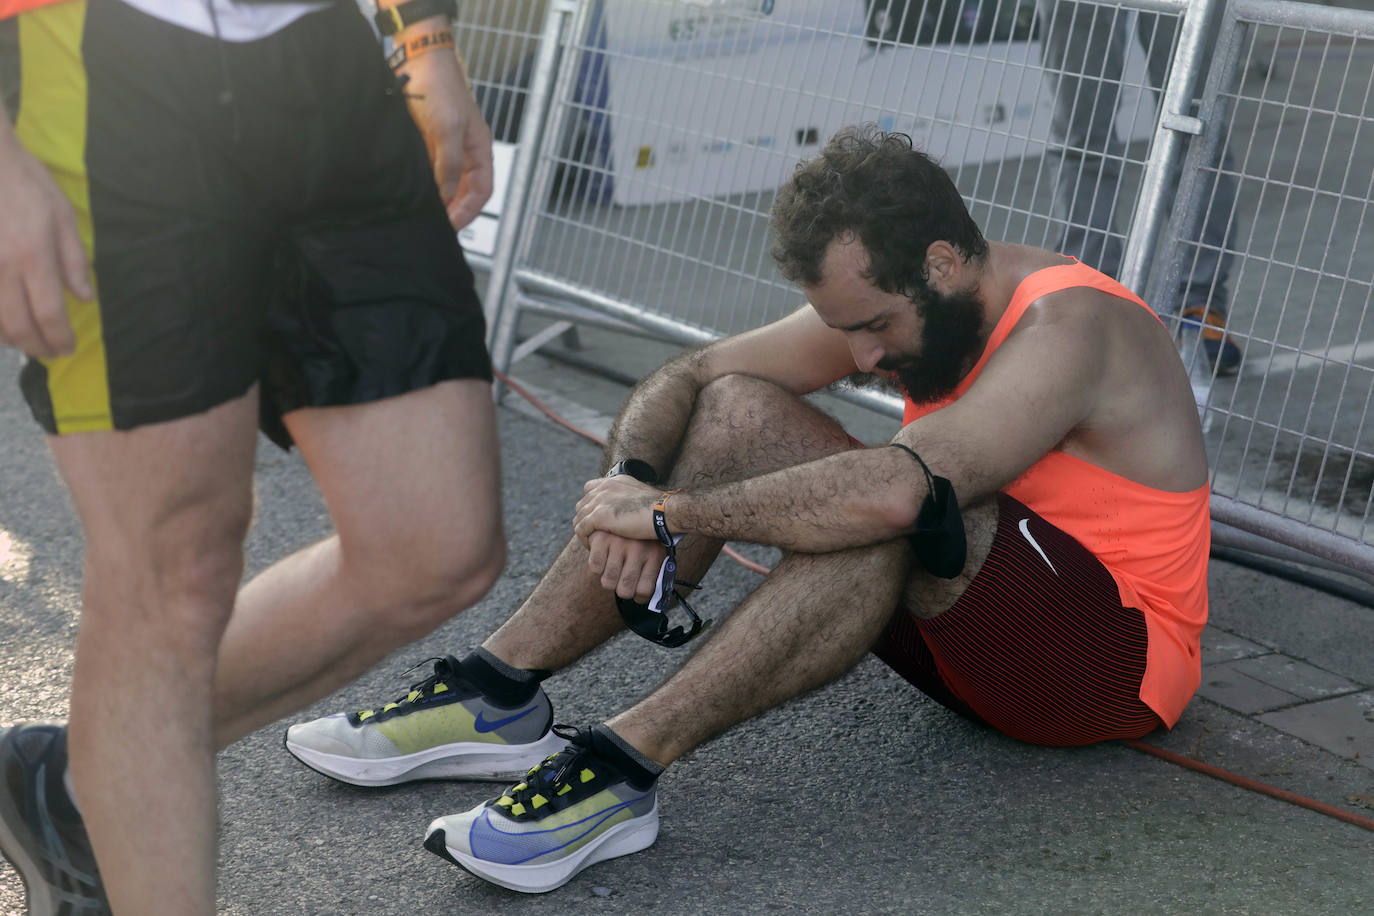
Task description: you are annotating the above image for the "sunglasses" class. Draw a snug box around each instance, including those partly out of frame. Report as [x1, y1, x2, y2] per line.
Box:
[613, 491, 711, 647]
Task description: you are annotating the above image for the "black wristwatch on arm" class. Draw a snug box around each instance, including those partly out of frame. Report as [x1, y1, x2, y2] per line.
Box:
[374, 0, 457, 36]
[605, 459, 660, 485]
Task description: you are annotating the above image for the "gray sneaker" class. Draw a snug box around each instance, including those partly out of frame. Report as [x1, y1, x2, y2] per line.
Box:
[0, 723, 110, 916]
[285, 655, 563, 786]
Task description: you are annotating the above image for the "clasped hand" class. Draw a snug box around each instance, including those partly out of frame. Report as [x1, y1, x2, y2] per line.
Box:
[575, 476, 666, 604]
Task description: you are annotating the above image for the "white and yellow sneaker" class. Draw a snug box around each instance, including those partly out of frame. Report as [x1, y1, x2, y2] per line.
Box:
[284, 655, 562, 786]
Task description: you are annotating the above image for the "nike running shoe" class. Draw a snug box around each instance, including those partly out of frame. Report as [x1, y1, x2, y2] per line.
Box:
[285, 655, 562, 786]
[0, 723, 110, 916]
[424, 724, 659, 894]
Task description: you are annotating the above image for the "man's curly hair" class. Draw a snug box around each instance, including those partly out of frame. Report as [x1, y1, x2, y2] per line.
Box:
[769, 126, 988, 296]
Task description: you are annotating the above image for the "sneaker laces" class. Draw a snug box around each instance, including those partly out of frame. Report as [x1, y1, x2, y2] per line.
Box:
[494, 724, 597, 818]
[353, 655, 470, 723]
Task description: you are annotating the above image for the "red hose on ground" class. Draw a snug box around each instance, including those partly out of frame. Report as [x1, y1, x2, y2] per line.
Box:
[1122, 739, 1374, 832]
[495, 367, 1374, 833]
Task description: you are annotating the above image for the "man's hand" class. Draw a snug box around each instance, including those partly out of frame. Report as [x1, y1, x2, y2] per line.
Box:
[574, 475, 662, 547]
[0, 131, 89, 359]
[585, 530, 668, 603]
[395, 45, 494, 230]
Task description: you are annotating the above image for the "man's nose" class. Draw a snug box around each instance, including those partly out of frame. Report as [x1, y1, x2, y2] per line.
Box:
[849, 337, 883, 374]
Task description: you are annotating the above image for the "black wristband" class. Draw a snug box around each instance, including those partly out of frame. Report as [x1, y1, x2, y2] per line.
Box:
[605, 458, 660, 485]
[374, 0, 457, 36]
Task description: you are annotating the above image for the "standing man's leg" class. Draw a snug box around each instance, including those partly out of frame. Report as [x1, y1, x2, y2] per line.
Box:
[52, 392, 260, 915]
[212, 378, 504, 746]
[202, 0, 510, 747]
[1037, 0, 1132, 275]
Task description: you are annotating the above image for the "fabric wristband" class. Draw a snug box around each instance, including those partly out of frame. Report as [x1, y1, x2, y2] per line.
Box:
[386, 28, 455, 70]
[374, 0, 457, 37]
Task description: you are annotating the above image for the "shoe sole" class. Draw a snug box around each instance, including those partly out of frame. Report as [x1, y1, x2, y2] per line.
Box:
[424, 801, 660, 894]
[284, 731, 565, 787]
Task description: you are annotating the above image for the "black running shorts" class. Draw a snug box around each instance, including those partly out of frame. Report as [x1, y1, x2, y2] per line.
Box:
[873, 494, 1163, 746]
[10, 0, 490, 446]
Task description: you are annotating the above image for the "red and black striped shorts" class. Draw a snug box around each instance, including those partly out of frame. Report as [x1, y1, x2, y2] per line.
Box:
[873, 493, 1163, 746]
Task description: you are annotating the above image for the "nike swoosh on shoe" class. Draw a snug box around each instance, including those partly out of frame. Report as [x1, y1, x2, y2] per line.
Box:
[473, 707, 538, 734]
[468, 796, 649, 864]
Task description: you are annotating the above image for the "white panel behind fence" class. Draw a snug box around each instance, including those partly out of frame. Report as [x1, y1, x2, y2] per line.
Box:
[510, 0, 1180, 340]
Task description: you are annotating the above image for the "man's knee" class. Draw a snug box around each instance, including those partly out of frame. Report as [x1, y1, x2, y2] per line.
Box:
[339, 526, 507, 641]
[672, 374, 851, 485]
[901, 497, 1000, 620]
[693, 374, 790, 429]
[82, 490, 253, 649]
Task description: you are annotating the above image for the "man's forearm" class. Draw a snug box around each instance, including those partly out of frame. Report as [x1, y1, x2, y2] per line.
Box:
[663, 446, 928, 554]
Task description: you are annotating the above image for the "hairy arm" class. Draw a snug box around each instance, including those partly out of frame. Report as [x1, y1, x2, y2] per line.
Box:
[576, 303, 1105, 553]
[580, 305, 858, 599]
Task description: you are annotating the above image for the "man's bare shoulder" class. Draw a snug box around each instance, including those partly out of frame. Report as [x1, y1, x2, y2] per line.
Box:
[1010, 273, 1165, 351]
[1002, 279, 1206, 492]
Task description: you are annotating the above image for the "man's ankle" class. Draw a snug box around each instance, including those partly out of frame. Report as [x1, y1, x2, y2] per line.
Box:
[461, 647, 550, 707]
[590, 723, 665, 790]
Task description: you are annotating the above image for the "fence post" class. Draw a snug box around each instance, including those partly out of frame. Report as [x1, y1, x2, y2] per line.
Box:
[1119, 0, 1224, 297]
[484, 0, 585, 402]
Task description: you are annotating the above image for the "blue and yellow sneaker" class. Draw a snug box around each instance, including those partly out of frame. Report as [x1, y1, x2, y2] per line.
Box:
[0, 722, 110, 916]
[285, 655, 562, 786]
[424, 724, 660, 894]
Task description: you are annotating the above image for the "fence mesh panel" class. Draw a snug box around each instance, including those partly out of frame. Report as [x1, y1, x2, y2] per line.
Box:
[1161, 1, 1374, 557]
[511, 0, 1186, 342]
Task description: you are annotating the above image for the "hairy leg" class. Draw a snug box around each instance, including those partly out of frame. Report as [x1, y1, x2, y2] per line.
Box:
[52, 390, 259, 916]
[213, 379, 505, 747]
[484, 374, 858, 672]
[606, 498, 1002, 766]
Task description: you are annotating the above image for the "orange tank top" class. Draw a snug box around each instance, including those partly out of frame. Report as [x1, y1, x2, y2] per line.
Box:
[902, 261, 1210, 727]
[0, 0, 64, 17]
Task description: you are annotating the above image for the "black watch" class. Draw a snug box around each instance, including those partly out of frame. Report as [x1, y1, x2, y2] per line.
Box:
[605, 459, 660, 485]
[374, 0, 457, 36]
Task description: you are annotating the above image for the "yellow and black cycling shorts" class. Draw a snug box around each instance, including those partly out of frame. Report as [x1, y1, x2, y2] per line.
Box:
[7, 0, 490, 447]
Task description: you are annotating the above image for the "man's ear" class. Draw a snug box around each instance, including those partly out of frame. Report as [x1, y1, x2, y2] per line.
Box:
[924, 240, 962, 289]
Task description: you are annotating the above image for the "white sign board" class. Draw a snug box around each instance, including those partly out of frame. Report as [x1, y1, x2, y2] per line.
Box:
[598, 0, 1156, 206]
[458, 139, 517, 258]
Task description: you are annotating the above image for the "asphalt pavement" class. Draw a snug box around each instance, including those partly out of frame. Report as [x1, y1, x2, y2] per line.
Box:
[1, 339, 1372, 915]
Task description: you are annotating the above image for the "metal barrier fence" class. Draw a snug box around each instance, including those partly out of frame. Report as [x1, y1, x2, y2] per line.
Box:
[476, 0, 1374, 583]
[1158, 0, 1374, 580]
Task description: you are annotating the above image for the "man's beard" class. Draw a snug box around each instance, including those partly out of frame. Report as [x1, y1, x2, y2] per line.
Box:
[881, 285, 987, 406]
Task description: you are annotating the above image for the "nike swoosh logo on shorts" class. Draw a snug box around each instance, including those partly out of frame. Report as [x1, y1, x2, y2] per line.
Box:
[1018, 518, 1058, 575]
[473, 707, 537, 734]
